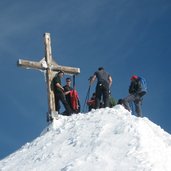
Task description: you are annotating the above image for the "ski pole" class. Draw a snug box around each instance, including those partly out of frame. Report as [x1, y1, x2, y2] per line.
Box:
[82, 85, 91, 113]
[73, 75, 76, 90]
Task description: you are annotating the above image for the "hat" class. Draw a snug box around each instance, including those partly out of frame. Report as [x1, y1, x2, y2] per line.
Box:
[131, 75, 138, 80]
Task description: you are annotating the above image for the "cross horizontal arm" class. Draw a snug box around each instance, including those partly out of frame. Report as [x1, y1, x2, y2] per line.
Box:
[54, 65, 80, 75]
[17, 59, 45, 70]
[17, 59, 80, 75]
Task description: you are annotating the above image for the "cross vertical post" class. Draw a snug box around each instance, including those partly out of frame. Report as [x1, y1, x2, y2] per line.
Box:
[44, 33, 56, 119]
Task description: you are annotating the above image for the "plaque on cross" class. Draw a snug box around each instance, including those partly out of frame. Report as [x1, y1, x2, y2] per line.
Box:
[17, 33, 80, 122]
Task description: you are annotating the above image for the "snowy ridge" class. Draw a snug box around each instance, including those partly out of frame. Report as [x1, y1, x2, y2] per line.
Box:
[0, 105, 171, 171]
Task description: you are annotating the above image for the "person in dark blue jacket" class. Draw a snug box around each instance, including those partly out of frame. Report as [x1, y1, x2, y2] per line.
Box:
[122, 75, 145, 117]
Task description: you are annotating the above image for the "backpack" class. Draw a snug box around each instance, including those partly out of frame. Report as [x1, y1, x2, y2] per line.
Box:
[138, 76, 147, 96]
[70, 90, 80, 113]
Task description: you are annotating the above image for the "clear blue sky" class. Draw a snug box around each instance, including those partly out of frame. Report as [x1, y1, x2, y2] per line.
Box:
[0, 0, 171, 159]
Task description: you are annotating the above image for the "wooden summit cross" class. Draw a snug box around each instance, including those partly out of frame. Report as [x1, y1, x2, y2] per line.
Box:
[17, 33, 80, 122]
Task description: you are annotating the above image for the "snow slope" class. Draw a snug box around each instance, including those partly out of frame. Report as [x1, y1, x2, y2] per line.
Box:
[0, 105, 171, 171]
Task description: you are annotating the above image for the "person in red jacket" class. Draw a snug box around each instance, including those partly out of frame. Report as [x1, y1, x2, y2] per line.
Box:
[63, 77, 80, 113]
[87, 92, 96, 111]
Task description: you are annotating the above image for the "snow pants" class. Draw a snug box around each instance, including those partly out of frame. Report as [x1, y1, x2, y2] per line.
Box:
[123, 94, 143, 117]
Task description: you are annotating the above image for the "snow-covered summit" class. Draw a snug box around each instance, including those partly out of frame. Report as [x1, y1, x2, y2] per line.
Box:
[0, 105, 171, 171]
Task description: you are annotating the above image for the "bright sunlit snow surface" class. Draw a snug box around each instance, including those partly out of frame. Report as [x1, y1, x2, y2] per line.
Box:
[0, 105, 171, 171]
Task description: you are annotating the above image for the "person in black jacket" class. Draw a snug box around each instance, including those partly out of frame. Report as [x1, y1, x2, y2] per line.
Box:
[90, 67, 112, 109]
[53, 71, 73, 115]
[63, 78, 73, 108]
[122, 75, 144, 117]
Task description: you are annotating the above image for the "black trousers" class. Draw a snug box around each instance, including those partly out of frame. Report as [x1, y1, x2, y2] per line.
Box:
[95, 83, 109, 109]
[54, 91, 73, 115]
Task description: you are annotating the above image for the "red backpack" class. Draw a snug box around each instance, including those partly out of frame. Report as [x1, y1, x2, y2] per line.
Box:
[70, 90, 80, 112]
